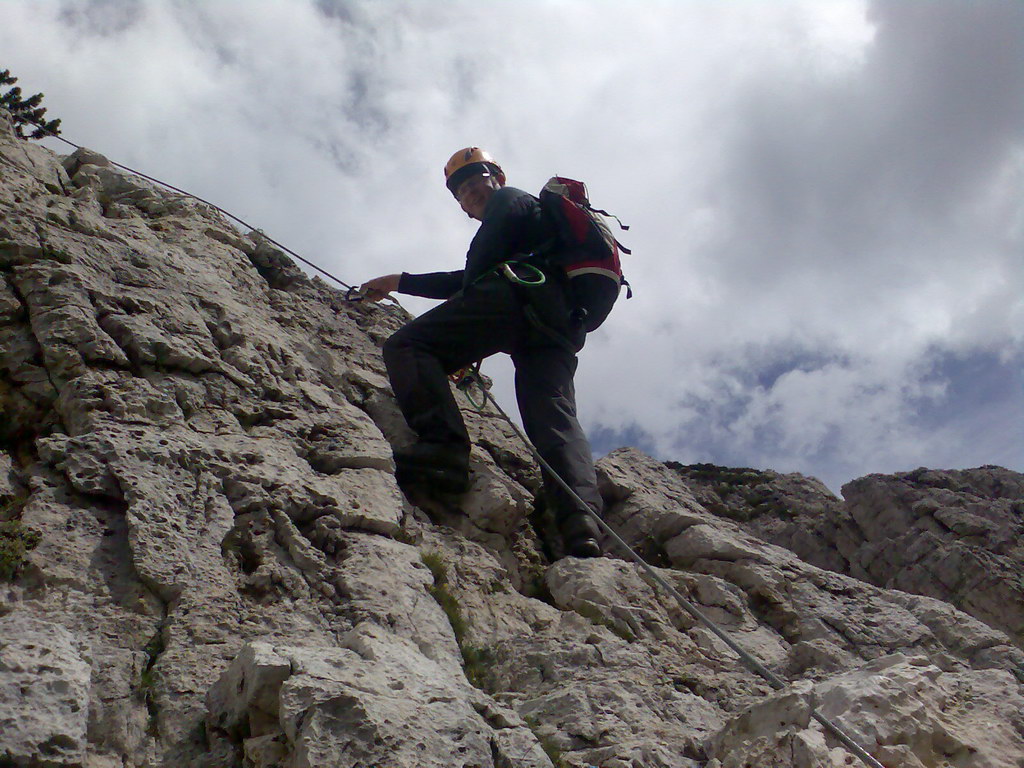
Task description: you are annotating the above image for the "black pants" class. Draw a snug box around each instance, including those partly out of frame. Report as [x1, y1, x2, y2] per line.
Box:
[382, 275, 603, 522]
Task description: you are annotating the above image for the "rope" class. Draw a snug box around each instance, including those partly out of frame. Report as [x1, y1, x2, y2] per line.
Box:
[477, 384, 888, 768]
[15, 115, 357, 292]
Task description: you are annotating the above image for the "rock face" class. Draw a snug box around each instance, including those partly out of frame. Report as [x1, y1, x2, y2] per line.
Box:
[671, 463, 1024, 647]
[667, 463, 853, 575]
[842, 468, 1024, 648]
[0, 108, 1022, 768]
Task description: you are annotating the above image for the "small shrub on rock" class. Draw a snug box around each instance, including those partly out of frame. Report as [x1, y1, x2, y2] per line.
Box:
[0, 518, 40, 580]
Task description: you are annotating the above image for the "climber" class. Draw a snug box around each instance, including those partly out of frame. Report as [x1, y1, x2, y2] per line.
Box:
[359, 147, 604, 558]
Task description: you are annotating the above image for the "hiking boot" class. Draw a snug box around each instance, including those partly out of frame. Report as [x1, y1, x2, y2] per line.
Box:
[559, 511, 603, 559]
[393, 442, 470, 495]
[564, 535, 603, 559]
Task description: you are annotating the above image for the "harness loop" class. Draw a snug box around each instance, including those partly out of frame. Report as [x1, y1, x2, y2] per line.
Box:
[500, 260, 546, 286]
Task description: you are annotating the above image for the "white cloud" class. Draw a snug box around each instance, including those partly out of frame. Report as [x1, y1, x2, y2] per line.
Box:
[3, 0, 1021, 492]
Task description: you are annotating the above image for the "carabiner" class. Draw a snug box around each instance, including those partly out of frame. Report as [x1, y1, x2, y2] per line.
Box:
[501, 261, 546, 286]
[450, 362, 489, 411]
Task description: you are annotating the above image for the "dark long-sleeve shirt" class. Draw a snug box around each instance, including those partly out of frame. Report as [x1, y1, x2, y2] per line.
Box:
[398, 186, 553, 300]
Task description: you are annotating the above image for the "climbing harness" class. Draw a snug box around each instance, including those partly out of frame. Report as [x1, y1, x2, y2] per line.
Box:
[465, 372, 888, 768]
[19, 116, 885, 768]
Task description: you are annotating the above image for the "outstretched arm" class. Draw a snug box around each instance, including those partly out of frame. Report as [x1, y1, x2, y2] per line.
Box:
[359, 271, 465, 301]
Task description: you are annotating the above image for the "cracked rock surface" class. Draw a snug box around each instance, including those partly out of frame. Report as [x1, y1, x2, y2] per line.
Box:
[1, 108, 1022, 768]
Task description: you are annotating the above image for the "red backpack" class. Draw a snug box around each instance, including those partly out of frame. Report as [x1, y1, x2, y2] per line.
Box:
[538, 176, 631, 332]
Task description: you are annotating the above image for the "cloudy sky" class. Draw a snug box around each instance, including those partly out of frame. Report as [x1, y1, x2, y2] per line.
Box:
[3, 0, 1022, 493]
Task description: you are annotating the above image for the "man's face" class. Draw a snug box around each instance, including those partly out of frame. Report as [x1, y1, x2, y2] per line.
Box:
[455, 172, 502, 221]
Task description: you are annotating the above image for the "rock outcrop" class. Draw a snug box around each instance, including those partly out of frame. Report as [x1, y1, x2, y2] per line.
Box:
[842, 467, 1024, 648]
[671, 462, 1024, 647]
[1, 108, 1022, 768]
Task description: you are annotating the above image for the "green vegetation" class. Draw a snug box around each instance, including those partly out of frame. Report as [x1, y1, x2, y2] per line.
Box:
[139, 626, 166, 690]
[667, 462, 795, 520]
[0, 69, 61, 139]
[421, 550, 492, 690]
[422, 550, 467, 640]
[459, 644, 493, 690]
[0, 495, 39, 581]
[669, 461, 760, 485]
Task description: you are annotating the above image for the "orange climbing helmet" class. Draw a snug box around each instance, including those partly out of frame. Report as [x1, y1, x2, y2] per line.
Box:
[443, 147, 504, 195]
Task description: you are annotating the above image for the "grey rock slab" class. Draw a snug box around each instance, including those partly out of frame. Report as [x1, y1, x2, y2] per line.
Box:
[462, 450, 535, 536]
[549, 556, 792, 684]
[60, 147, 113, 176]
[39, 428, 238, 601]
[0, 111, 71, 194]
[55, 369, 184, 436]
[208, 624, 552, 768]
[478, 602, 732, 767]
[842, 467, 1024, 646]
[710, 654, 1024, 768]
[290, 397, 395, 473]
[665, 522, 769, 566]
[0, 277, 22, 320]
[549, 558, 692, 643]
[39, 426, 404, 537]
[416, 526, 562, 645]
[0, 450, 16, 497]
[80, 644, 150, 761]
[206, 641, 292, 739]
[19, 472, 164, 621]
[328, 531, 464, 674]
[341, 365, 417, 447]
[0, 614, 91, 767]
[668, 462, 853, 575]
[598, 449, 709, 539]
[13, 262, 131, 383]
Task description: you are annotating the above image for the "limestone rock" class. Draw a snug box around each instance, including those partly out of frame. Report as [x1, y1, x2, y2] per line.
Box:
[709, 654, 1024, 768]
[842, 467, 1024, 647]
[207, 625, 553, 768]
[669, 462, 853, 574]
[0, 451, 16, 497]
[597, 447, 708, 562]
[0, 614, 91, 766]
[668, 461, 1024, 647]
